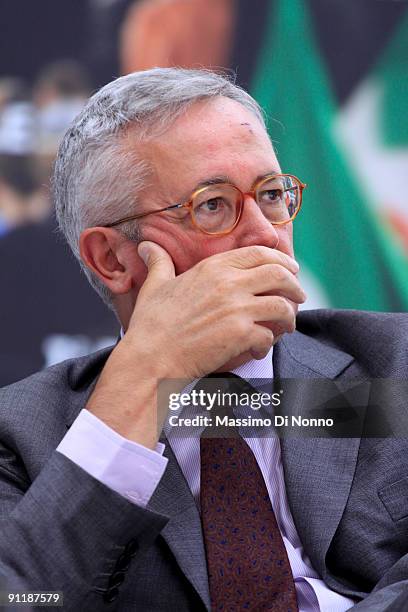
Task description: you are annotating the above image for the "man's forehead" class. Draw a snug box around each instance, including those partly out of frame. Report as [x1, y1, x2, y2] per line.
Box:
[146, 102, 269, 158]
[126, 97, 277, 199]
[172, 97, 266, 139]
[134, 97, 267, 148]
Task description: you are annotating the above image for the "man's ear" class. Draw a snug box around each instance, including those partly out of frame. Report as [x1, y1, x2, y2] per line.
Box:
[79, 227, 141, 295]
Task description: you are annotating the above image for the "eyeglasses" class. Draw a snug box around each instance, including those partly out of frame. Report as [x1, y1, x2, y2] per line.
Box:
[103, 173, 306, 236]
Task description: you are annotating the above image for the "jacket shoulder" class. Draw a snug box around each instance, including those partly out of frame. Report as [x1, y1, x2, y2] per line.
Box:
[1, 345, 114, 396]
[0, 346, 114, 454]
[296, 309, 408, 376]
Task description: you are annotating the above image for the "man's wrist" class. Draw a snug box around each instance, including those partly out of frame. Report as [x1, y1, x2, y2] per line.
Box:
[85, 341, 183, 449]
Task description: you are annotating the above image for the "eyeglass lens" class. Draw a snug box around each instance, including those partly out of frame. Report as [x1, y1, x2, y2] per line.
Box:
[191, 176, 300, 234]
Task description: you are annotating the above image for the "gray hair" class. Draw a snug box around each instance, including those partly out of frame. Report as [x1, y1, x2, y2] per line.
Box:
[53, 67, 266, 309]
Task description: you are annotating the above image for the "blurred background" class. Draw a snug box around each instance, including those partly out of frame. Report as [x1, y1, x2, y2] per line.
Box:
[1, 0, 407, 386]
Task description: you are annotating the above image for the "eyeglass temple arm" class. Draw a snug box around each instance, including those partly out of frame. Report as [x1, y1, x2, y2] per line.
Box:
[104, 203, 184, 228]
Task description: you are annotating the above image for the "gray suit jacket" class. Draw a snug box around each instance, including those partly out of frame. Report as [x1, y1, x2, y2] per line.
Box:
[1, 310, 408, 611]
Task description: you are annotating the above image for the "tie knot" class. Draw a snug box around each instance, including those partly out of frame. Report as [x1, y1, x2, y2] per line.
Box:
[193, 372, 257, 398]
[193, 373, 258, 438]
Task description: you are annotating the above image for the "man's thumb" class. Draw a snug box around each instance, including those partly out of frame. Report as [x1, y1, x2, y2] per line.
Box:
[138, 241, 175, 282]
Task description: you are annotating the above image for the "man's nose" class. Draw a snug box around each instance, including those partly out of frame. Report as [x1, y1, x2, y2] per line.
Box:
[236, 194, 280, 249]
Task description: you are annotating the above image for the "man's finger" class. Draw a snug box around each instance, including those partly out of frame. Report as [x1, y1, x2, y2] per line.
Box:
[250, 295, 298, 330]
[244, 264, 307, 303]
[248, 324, 275, 359]
[217, 245, 300, 275]
[138, 241, 176, 285]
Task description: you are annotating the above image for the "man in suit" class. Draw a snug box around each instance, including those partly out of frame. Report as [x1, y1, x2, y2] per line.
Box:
[0, 68, 407, 611]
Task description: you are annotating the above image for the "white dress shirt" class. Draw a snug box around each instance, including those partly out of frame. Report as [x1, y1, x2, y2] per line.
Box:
[57, 349, 355, 611]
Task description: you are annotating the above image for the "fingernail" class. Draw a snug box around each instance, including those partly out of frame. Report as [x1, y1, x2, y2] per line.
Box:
[138, 243, 149, 264]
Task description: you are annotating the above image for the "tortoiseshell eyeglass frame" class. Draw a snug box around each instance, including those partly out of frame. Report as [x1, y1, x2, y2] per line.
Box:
[102, 174, 306, 236]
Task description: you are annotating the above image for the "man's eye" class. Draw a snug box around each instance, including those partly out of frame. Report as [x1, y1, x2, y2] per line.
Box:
[260, 189, 283, 202]
[197, 197, 226, 213]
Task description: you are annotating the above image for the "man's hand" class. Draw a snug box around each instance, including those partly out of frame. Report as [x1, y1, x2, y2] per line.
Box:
[128, 241, 305, 377]
[86, 241, 306, 447]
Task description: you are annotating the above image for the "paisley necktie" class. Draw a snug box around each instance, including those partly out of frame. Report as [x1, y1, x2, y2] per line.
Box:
[199, 373, 298, 611]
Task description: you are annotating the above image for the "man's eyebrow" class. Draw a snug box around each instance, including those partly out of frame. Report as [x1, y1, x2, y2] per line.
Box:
[192, 175, 232, 190]
[174, 176, 231, 206]
[252, 171, 281, 185]
[191, 171, 281, 193]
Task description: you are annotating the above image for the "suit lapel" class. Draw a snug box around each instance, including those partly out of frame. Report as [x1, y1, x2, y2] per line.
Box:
[274, 331, 367, 579]
[147, 441, 211, 610]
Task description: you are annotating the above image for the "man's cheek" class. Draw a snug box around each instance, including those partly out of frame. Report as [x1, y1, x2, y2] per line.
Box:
[138, 233, 187, 275]
[173, 238, 235, 275]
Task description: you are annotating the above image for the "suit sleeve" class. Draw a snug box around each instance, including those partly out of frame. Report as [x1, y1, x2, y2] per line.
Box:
[0, 447, 169, 611]
[57, 408, 168, 507]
